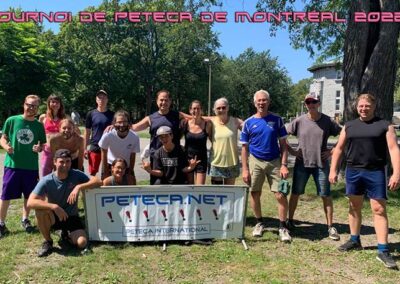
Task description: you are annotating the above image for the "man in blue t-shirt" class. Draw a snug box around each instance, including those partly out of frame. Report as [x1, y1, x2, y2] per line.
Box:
[27, 149, 101, 257]
[240, 90, 291, 242]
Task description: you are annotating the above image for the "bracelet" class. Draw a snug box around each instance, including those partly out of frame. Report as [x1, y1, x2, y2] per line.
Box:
[281, 163, 288, 167]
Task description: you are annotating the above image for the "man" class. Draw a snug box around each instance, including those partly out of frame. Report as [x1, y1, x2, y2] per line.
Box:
[99, 110, 140, 184]
[240, 90, 291, 242]
[0, 94, 46, 237]
[286, 93, 341, 241]
[49, 118, 84, 171]
[330, 93, 400, 269]
[143, 126, 199, 184]
[84, 90, 114, 175]
[27, 149, 102, 257]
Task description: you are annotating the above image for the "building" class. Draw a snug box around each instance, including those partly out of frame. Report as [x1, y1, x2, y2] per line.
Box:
[307, 61, 343, 120]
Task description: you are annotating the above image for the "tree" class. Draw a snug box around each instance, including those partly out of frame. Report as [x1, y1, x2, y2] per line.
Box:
[257, 0, 399, 121]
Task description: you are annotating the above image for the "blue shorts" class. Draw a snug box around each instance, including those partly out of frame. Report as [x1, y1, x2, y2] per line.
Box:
[1, 167, 39, 200]
[292, 160, 330, 196]
[345, 167, 387, 200]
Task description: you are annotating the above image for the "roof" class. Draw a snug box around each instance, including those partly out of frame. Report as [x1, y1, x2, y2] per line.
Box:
[308, 61, 342, 72]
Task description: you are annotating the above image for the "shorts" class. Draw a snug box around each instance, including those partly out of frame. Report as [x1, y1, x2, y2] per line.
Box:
[1, 167, 38, 200]
[188, 154, 207, 174]
[88, 150, 101, 175]
[292, 159, 330, 196]
[249, 155, 280, 192]
[345, 167, 387, 200]
[209, 164, 240, 179]
[51, 213, 85, 232]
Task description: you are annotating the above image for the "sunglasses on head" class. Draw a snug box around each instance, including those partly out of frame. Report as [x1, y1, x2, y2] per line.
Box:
[305, 100, 319, 105]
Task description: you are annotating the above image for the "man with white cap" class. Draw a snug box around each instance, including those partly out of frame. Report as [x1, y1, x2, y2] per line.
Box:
[142, 126, 199, 184]
[286, 93, 342, 240]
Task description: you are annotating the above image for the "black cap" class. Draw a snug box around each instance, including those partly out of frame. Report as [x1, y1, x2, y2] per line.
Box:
[54, 149, 72, 159]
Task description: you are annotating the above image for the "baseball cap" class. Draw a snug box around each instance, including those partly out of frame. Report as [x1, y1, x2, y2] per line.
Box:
[96, 90, 108, 97]
[304, 93, 319, 102]
[54, 149, 72, 159]
[156, 126, 172, 136]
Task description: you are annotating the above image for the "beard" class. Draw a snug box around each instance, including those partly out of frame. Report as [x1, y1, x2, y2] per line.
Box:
[116, 125, 129, 134]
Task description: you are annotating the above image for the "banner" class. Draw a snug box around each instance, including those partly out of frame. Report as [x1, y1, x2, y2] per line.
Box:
[84, 185, 248, 242]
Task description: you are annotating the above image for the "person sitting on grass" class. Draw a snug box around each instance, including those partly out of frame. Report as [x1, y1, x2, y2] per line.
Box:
[102, 158, 134, 186]
[142, 126, 199, 185]
[27, 149, 102, 257]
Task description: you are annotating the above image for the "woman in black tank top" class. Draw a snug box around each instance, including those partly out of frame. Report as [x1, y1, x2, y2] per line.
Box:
[182, 100, 209, 184]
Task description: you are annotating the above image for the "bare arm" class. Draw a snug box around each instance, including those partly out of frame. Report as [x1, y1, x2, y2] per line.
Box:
[27, 192, 68, 221]
[179, 111, 191, 120]
[129, 153, 137, 185]
[241, 144, 250, 185]
[131, 116, 150, 132]
[101, 148, 109, 178]
[0, 134, 13, 154]
[329, 127, 347, 184]
[84, 128, 91, 150]
[67, 175, 102, 204]
[279, 138, 289, 179]
[386, 125, 400, 191]
[102, 176, 113, 186]
[77, 136, 84, 171]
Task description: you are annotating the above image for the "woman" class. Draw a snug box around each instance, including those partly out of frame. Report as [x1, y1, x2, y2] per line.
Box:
[103, 158, 134, 186]
[39, 95, 66, 177]
[181, 100, 209, 184]
[206, 98, 242, 185]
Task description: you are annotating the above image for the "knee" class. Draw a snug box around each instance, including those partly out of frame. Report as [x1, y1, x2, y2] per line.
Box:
[76, 236, 87, 249]
[274, 192, 287, 203]
[35, 209, 51, 220]
[371, 204, 386, 217]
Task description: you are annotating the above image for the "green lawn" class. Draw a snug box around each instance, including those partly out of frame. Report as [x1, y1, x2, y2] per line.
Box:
[0, 179, 399, 283]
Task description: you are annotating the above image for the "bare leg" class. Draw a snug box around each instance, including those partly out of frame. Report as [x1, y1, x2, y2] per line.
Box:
[274, 192, 288, 222]
[288, 194, 300, 220]
[70, 229, 88, 249]
[250, 191, 262, 219]
[322, 196, 334, 226]
[195, 173, 206, 185]
[348, 195, 364, 236]
[0, 200, 10, 222]
[370, 198, 388, 244]
[35, 209, 54, 241]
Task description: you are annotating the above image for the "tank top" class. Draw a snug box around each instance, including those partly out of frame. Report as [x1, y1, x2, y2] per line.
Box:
[210, 116, 238, 167]
[149, 110, 181, 157]
[110, 175, 129, 186]
[345, 117, 390, 170]
[44, 117, 61, 134]
[183, 120, 208, 159]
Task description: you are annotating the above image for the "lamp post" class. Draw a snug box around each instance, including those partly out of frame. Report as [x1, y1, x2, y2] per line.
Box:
[204, 58, 212, 116]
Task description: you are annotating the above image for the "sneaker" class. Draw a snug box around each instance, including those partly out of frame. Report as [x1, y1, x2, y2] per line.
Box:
[0, 224, 9, 238]
[252, 222, 265, 237]
[376, 251, 398, 269]
[286, 220, 296, 231]
[279, 227, 292, 243]
[328, 226, 340, 241]
[21, 219, 34, 233]
[37, 240, 53, 257]
[338, 239, 362, 252]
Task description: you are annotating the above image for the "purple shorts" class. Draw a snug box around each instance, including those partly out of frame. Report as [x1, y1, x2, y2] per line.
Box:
[1, 167, 39, 200]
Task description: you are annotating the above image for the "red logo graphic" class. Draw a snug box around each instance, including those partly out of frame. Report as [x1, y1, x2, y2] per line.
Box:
[212, 209, 219, 220]
[179, 209, 186, 221]
[143, 210, 150, 222]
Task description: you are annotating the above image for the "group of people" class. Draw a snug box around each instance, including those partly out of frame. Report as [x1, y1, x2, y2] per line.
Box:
[0, 89, 398, 270]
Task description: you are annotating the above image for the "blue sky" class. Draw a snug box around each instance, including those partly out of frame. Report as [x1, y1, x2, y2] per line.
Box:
[0, 0, 315, 83]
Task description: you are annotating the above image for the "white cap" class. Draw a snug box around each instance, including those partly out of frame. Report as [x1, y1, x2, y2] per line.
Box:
[156, 126, 172, 136]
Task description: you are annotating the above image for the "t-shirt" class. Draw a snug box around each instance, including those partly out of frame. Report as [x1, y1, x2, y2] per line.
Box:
[240, 113, 287, 161]
[32, 169, 90, 216]
[286, 114, 341, 168]
[345, 117, 390, 170]
[2, 115, 46, 170]
[99, 129, 140, 167]
[153, 145, 187, 184]
[149, 110, 181, 157]
[85, 109, 114, 152]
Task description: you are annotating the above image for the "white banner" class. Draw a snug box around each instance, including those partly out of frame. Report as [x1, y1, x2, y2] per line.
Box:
[84, 185, 248, 242]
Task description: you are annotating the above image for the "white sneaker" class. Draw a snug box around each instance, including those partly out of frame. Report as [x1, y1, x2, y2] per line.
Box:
[252, 222, 264, 237]
[279, 228, 292, 243]
[328, 226, 340, 241]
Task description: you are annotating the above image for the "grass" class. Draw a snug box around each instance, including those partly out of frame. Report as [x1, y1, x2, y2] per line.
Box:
[1, 177, 400, 283]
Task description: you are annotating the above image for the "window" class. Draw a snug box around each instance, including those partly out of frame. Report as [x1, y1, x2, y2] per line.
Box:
[336, 91, 341, 98]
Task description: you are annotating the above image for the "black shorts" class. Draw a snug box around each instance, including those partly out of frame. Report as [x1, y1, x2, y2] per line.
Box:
[52, 213, 85, 233]
[188, 154, 208, 174]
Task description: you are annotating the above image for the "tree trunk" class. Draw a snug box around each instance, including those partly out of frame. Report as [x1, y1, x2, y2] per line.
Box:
[343, 0, 399, 121]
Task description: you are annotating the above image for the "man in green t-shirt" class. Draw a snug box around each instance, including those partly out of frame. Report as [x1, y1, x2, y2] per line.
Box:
[0, 94, 46, 238]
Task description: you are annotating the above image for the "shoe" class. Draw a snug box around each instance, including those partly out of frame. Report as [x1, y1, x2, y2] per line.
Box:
[279, 227, 292, 243]
[0, 224, 9, 238]
[338, 239, 362, 252]
[328, 226, 340, 241]
[376, 251, 398, 269]
[286, 219, 296, 231]
[252, 222, 265, 237]
[21, 219, 34, 233]
[37, 240, 53, 257]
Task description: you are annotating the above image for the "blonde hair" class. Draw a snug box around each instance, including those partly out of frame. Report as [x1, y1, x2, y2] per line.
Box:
[25, 94, 40, 103]
[356, 93, 376, 106]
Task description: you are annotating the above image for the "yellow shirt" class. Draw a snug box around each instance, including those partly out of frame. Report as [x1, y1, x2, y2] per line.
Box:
[210, 116, 238, 167]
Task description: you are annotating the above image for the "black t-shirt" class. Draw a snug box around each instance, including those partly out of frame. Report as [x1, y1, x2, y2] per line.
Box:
[85, 109, 114, 152]
[345, 117, 390, 170]
[153, 145, 187, 184]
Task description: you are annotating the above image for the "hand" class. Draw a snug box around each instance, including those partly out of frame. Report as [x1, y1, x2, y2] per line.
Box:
[53, 206, 68, 222]
[32, 140, 42, 153]
[142, 161, 151, 173]
[388, 174, 400, 191]
[329, 171, 338, 184]
[67, 186, 80, 204]
[321, 149, 331, 161]
[104, 125, 114, 133]
[242, 169, 251, 186]
[280, 165, 289, 179]
[84, 150, 89, 160]
[5, 142, 14, 154]
[188, 155, 201, 170]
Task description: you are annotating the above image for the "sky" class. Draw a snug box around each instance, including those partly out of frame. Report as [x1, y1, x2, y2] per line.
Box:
[0, 0, 315, 83]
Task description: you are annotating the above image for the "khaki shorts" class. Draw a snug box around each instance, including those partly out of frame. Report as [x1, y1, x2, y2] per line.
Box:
[249, 155, 281, 192]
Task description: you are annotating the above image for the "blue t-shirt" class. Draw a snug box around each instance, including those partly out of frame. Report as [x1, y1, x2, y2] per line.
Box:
[85, 109, 114, 152]
[32, 169, 90, 216]
[240, 113, 287, 161]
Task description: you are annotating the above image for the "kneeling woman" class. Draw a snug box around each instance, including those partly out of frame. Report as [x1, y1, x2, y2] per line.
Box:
[103, 158, 134, 186]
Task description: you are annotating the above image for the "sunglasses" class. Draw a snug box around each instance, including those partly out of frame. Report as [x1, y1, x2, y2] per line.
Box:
[305, 100, 319, 105]
[25, 103, 39, 109]
[216, 106, 226, 110]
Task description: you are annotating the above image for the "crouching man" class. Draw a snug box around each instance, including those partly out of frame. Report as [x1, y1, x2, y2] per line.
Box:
[27, 149, 102, 257]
